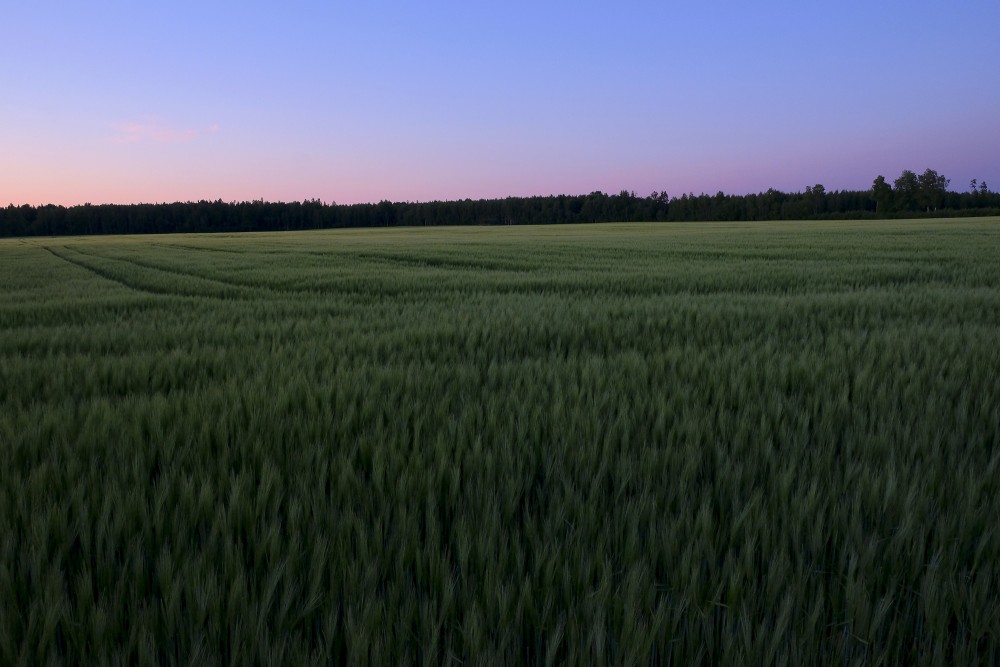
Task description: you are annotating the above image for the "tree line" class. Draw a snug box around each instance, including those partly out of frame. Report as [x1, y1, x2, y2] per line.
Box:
[2, 170, 997, 237]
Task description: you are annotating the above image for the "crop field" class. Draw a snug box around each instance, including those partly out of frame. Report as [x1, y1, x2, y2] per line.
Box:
[1, 219, 999, 665]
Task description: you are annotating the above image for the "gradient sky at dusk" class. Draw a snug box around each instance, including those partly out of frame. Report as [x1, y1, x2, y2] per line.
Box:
[3, 1, 998, 206]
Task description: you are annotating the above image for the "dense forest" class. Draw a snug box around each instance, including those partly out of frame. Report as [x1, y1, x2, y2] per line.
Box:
[2, 169, 998, 237]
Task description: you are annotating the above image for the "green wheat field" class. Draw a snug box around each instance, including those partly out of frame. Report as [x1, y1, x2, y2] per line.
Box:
[2, 219, 998, 665]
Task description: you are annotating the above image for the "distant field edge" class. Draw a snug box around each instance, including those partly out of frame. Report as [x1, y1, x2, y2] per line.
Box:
[3, 216, 1000, 245]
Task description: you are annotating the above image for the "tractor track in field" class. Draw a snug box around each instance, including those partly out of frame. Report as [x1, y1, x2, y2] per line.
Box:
[154, 242, 259, 255]
[43, 246, 180, 299]
[82, 245, 359, 297]
[353, 250, 533, 273]
[46, 246, 270, 301]
[68, 246, 263, 296]
[154, 242, 336, 258]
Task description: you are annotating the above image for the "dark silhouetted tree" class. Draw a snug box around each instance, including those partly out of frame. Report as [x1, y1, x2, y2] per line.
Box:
[807, 184, 826, 214]
[872, 175, 893, 215]
[916, 169, 949, 211]
[893, 170, 919, 211]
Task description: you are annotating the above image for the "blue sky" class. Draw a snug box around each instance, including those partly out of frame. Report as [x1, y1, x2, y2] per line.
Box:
[2, 1, 998, 205]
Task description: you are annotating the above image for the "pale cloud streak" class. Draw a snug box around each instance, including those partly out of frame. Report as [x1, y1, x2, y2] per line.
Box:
[113, 119, 220, 144]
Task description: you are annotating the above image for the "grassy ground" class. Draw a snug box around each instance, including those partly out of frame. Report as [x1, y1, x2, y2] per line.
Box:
[1, 219, 999, 664]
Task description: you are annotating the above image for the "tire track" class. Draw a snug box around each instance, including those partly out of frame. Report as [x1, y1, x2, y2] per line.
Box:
[69, 246, 261, 296]
[77, 246, 350, 297]
[44, 246, 172, 298]
[46, 246, 254, 301]
[354, 250, 532, 273]
[154, 242, 257, 255]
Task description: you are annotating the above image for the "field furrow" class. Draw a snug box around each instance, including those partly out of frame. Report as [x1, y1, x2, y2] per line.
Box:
[49, 246, 253, 300]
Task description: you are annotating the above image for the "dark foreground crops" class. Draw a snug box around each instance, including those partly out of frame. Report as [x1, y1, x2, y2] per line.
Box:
[1, 220, 998, 665]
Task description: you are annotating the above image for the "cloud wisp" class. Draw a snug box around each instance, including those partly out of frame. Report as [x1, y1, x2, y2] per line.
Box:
[113, 119, 220, 145]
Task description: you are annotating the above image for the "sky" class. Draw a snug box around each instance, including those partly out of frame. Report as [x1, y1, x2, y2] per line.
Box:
[2, 1, 998, 206]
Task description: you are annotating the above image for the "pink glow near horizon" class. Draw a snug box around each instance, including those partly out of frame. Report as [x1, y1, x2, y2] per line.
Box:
[4, 123, 996, 207]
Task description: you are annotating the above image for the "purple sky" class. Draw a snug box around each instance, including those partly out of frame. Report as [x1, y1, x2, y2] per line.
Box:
[2, 1, 998, 206]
